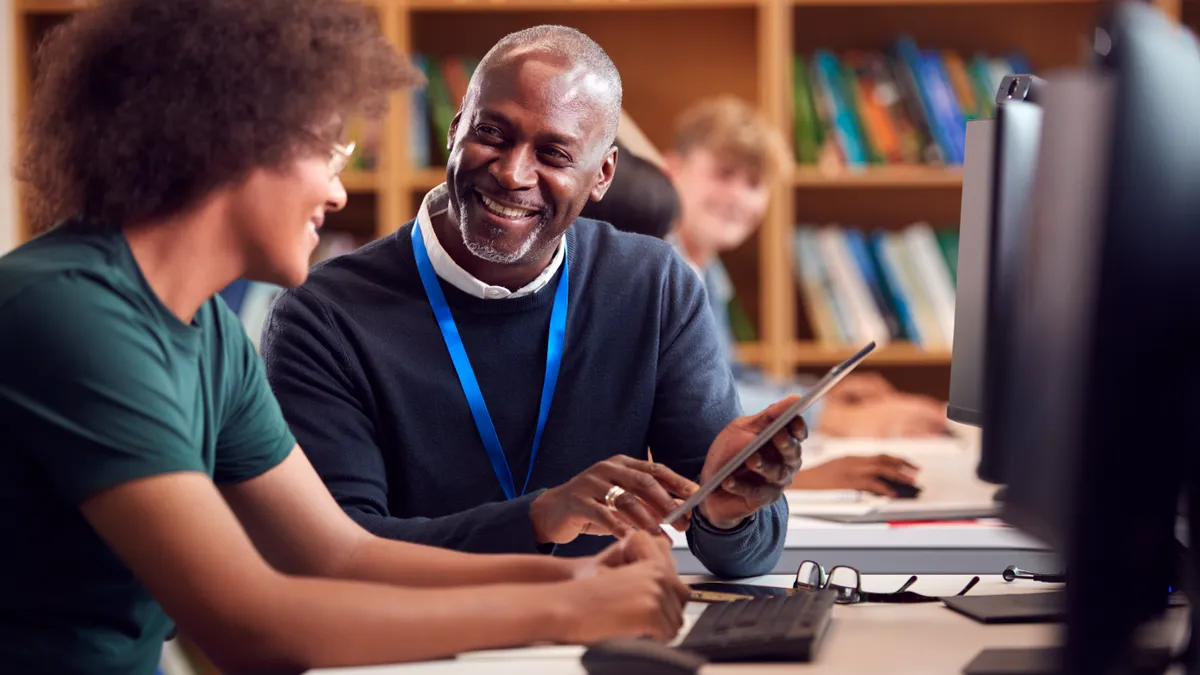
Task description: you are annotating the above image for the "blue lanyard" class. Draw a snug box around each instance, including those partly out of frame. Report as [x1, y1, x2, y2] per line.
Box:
[411, 225, 568, 500]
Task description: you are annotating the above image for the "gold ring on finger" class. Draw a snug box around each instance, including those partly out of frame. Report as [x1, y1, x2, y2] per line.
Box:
[604, 485, 627, 509]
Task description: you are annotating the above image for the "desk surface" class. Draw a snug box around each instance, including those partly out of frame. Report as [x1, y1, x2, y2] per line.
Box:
[312, 575, 1142, 675]
[671, 438, 1055, 575]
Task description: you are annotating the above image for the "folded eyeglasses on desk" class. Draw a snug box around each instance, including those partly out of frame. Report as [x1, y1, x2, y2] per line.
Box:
[678, 560, 980, 662]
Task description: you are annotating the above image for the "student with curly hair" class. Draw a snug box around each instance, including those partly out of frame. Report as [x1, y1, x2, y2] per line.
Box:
[0, 2, 687, 673]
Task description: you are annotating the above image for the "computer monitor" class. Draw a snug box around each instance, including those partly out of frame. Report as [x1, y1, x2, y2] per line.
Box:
[947, 75, 1046, 486]
[987, 2, 1200, 671]
[945, 117, 995, 428]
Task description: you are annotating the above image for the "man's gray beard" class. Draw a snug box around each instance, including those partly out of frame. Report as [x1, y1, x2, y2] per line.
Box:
[461, 216, 548, 265]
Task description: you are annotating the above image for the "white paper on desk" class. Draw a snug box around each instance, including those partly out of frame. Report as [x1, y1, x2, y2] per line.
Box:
[785, 490, 887, 516]
[804, 436, 970, 460]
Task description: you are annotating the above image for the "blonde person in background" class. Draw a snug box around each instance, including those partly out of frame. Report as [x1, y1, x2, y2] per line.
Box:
[0, 3, 688, 674]
[664, 96, 950, 495]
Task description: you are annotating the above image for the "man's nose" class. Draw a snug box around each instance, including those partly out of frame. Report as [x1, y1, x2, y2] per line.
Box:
[489, 146, 538, 191]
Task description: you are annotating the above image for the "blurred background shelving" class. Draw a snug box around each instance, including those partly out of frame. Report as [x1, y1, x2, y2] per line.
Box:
[11, 0, 1186, 400]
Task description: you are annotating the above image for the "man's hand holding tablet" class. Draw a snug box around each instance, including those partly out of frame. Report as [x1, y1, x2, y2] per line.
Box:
[531, 343, 876, 542]
[693, 396, 811, 529]
[664, 342, 877, 529]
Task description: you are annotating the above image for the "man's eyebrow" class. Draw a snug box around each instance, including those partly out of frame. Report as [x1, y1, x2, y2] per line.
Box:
[475, 108, 584, 146]
[537, 130, 584, 148]
[476, 109, 514, 127]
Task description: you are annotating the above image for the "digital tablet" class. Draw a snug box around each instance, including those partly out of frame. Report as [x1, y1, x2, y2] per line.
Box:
[661, 341, 876, 525]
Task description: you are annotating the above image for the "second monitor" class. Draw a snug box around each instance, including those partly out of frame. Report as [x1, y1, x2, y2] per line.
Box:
[946, 74, 1046, 486]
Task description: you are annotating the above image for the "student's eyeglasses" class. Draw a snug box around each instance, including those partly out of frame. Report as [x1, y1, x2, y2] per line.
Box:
[793, 560, 980, 605]
[329, 141, 356, 179]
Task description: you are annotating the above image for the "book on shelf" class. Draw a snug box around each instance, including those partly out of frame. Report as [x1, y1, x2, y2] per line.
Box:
[410, 53, 481, 168]
[794, 36, 1033, 170]
[793, 223, 958, 351]
[342, 114, 383, 173]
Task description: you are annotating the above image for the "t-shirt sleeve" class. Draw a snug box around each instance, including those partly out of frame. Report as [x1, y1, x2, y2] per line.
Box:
[212, 301, 296, 485]
[0, 276, 206, 504]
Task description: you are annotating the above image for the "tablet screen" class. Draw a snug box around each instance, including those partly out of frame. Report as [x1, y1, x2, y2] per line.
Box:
[661, 341, 876, 525]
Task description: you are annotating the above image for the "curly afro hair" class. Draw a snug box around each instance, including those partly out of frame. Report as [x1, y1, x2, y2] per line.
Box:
[16, 0, 421, 232]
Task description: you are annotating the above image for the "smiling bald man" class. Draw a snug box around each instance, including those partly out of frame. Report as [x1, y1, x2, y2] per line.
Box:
[261, 25, 805, 579]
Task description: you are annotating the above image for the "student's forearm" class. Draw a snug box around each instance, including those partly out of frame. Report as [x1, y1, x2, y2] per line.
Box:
[335, 534, 577, 587]
[208, 574, 571, 674]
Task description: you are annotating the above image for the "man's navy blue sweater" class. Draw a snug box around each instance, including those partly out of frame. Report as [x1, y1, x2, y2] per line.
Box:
[261, 218, 787, 578]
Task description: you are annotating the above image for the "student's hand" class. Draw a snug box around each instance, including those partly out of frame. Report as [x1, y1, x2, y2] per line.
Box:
[557, 551, 689, 643]
[826, 372, 896, 404]
[575, 530, 679, 579]
[697, 395, 807, 529]
[790, 455, 920, 497]
[817, 393, 948, 438]
[529, 457, 699, 545]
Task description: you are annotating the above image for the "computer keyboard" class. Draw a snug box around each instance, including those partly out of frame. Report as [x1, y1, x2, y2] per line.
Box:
[677, 588, 836, 662]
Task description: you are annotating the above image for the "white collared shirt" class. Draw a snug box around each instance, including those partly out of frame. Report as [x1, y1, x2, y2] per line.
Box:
[413, 183, 565, 300]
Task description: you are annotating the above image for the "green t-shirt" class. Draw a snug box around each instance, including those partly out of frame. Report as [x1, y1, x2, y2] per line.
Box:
[0, 219, 296, 674]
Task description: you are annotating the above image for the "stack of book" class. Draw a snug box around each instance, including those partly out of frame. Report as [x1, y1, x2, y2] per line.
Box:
[793, 223, 958, 350]
[794, 36, 1032, 169]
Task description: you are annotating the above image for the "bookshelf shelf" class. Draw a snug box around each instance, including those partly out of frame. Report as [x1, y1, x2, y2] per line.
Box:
[409, 167, 448, 191]
[736, 342, 766, 365]
[10, 0, 1184, 400]
[340, 171, 381, 193]
[792, 341, 951, 367]
[792, 165, 963, 188]
[408, 0, 758, 9]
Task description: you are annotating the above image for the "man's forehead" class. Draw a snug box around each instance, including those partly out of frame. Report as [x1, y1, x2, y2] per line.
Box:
[472, 55, 611, 142]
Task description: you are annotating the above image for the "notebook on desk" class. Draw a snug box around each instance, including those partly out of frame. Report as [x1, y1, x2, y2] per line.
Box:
[796, 499, 1000, 523]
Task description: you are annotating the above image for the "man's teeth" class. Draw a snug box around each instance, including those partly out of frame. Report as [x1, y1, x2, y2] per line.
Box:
[481, 194, 536, 219]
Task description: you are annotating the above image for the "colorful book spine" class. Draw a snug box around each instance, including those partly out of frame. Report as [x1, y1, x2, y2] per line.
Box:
[921, 50, 967, 164]
[814, 49, 867, 168]
[793, 55, 820, 164]
[903, 223, 957, 347]
[819, 226, 891, 345]
[844, 228, 903, 340]
[867, 232, 919, 343]
[794, 226, 849, 344]
[887, 43, 943, 165]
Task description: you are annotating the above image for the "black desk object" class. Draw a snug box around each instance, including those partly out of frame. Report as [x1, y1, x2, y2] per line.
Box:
[677, 588, 836, 662]
[943, 591, 1065, 624]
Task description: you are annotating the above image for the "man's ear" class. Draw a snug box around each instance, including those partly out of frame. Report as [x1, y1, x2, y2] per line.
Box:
[589, 145, 619, 202]
[447, 111, 462, 152]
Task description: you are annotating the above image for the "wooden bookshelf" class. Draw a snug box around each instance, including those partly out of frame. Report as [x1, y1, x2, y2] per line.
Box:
[793, 165, 963, 188]
[339, 171, 382, 193]
[735, 341, 767, 366]
[10, 0, 1185, 399]
[792, 340, 950, 367]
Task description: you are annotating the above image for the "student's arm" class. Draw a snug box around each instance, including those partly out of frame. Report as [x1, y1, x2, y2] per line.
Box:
[1, 280, 685, 674]
[260, 286, 548, 554]
[83, 471, 686, 674]
[645, 254, 790, 579]
[222, 446, 575, 585]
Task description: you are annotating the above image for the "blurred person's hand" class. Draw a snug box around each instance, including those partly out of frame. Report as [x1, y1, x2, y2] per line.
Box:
[818, 393, 947, 438]
[790, 455, 920, 497]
